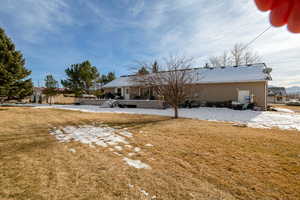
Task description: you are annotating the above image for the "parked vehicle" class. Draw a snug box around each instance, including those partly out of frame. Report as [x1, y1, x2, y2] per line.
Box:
[286, 99, 300, 106]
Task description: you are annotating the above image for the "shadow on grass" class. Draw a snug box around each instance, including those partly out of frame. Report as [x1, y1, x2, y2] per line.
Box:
[105, 118, 174, 129]
[0, 136, 57, 158]
[0, 132, 53, 142]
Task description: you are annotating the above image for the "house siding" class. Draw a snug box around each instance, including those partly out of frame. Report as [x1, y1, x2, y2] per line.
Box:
[188, 81, 267, 108]
[104, 81, 267, 109]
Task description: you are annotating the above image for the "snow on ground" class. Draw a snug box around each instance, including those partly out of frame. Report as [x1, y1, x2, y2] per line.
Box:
[128, 184, 157, 199]
[272, 107, 294, 113]
[36, 104, 300, 131]
[134, 147, 141, 152]
[123, 157, 151, 169]
[50, 125, 151, 169]
[145, 144, 154, 147]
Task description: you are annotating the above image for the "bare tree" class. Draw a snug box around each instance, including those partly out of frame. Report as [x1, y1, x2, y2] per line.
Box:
[221, 51, 230, 66]
[209, 52, 231, 67]
[231, 43, 244, 66]
[208, 43, 261, 67]
[132, 56, 196, 118]
[243, 50, 261, 65]
[209, 56, 221, 67]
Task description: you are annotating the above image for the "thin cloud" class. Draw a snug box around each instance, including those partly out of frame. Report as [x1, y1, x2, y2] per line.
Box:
[0, 0, 73, 43]
[0, 0, 299, 87]
[130, 0, 145, 16]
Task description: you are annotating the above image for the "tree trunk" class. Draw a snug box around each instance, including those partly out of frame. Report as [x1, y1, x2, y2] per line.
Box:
[174, 106, 178, 118]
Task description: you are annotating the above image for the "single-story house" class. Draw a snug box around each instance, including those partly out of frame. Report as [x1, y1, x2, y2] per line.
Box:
[31, 87, 77, 104]
[102, 63, 272, 109]
[267, 87, 287, 104]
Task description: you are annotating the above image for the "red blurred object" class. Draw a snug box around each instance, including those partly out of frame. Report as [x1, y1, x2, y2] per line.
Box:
[255, 0, 300, 33]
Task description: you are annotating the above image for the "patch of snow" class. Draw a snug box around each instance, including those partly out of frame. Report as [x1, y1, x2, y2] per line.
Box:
[50, 125, 131, 147]
[140, 189, 149, 196]
[128, 152, 136, 157]
[113, 152, 122, 156]
[134, 147, 141, 152]
[125, 144, 133, 149]
[118, 130, 133, 138]
[273, 107, 294, 113]
[95, 141, 108, 147]
[145, 144, 154, 147]
[69, 148, 76, 153]
[102, 64, 269, 88]
[128, 184, 156, 199]
[123, 157, 151, 169]
[49, 125, 154, 169]
[37, 105, 300, 131]
[114, 146, 123, 151]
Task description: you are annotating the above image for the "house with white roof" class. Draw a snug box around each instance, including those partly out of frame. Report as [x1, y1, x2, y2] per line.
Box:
[267, 87, 287, 104]
[102, 63, 272, 109]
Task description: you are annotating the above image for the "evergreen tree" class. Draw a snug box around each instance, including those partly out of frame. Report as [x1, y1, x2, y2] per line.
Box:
[152, 61, 159, 73]
[43, 74, 58, 105]
[106, 72, 116, 82]
[0, 27, 33, 103]
[99, 74, 107, 86]
[98, 72, 115, 86]
[61, 60, 99, 96]
[137, 66, 149, 75]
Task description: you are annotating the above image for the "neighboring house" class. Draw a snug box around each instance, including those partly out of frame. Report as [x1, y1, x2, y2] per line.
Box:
[31, 87, 44, 103]
[31, 87, 77, 104]
[267, 87, 287, 104]
[102, 63, 272, 109]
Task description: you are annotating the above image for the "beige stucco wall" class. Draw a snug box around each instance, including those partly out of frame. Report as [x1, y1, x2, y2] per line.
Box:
[189, 81, 267, 108]
[41, 94, 77, 104]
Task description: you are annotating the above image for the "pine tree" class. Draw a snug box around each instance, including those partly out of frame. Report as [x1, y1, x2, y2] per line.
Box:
[98, 74, 107, 86]
[106, 72, 116, 82]
[61, 60, 99, 96]
[0, 27, 33, 103]
[97, 72, 115, 87]
[152, 61, 159, 73]
[43, 74, 58, 105]
[138, 66, 149, 75]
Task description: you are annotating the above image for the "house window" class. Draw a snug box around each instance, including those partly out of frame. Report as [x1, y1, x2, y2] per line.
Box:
[126, 88, 129, 94]
[117, 88, 122, 96]
[277, 96, 282, 101]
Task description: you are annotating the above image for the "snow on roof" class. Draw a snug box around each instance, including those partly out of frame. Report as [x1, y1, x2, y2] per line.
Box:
[103, 63, 271, 88]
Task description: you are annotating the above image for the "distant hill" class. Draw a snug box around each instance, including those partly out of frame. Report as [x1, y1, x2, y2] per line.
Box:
[286, 86, 300, 94]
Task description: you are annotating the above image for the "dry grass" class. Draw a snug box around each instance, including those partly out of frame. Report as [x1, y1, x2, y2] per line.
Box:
[271, 104, 300, 112]
[1, 107, 300, 200]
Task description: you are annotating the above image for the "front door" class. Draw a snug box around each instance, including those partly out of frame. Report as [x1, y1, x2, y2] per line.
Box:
[124, 87, 130, 100]
[238, 90, 250, 104]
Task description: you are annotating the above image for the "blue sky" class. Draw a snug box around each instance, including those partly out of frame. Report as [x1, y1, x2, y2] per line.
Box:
[0, 0, 299, 87]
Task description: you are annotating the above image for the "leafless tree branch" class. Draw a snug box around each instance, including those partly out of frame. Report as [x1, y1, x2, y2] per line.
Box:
[131, 56, 196, 118]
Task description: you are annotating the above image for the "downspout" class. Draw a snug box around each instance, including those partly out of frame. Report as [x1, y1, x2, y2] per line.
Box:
[265, 81, 268, 110]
